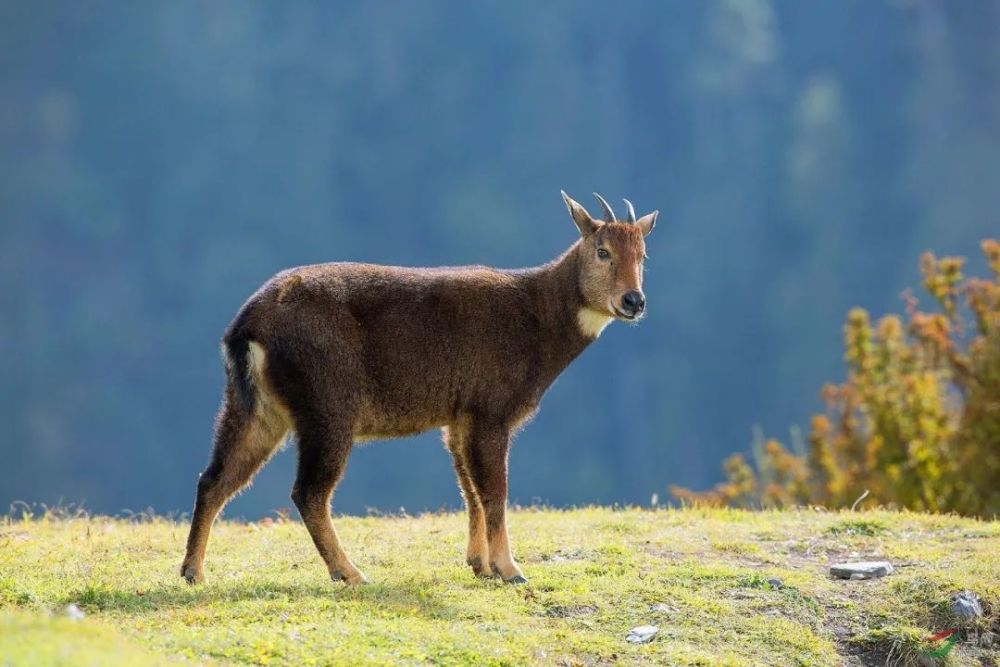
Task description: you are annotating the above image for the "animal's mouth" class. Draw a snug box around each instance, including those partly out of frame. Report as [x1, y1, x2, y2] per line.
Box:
[612, 307, 642, 322]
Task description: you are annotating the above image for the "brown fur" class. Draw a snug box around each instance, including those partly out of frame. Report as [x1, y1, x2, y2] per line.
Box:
[180, 192, 657, 585]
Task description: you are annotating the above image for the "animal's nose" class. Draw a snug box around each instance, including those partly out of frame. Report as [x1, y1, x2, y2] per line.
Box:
[621, 290, 645, 314]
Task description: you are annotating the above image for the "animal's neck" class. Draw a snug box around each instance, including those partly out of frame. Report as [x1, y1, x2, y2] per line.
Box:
[521, 241, 603, 375]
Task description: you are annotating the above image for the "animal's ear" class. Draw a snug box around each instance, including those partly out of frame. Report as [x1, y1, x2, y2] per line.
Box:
[560, 190, 602, 237]
[636, 210, 657, 237]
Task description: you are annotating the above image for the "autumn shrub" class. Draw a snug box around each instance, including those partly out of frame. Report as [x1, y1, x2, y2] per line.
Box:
[674, 239, 1000, 516]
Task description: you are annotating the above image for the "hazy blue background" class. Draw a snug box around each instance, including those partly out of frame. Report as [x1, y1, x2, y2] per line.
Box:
[3, 1, 998, 518]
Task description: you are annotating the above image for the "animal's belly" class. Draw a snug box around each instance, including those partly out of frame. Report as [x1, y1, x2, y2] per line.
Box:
[353, 424, 446, 442]
[352, 405, 450, 442]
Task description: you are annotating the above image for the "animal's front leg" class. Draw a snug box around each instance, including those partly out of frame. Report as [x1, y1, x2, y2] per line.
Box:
[443, 425, 491, 577]
[468, 424, 526, 584]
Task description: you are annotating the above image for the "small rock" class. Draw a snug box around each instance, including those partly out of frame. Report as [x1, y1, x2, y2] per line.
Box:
[951, 590, 983, 620]
[766, 577, 785, 589]
[65, 604, 85, 621]
[651, 603, 678, 613]
[626, 625, 659, 644]
[830, 561, 894, 580]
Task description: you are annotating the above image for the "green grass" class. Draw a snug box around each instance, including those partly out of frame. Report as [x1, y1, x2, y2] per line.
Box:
[1, 507, 998, 666]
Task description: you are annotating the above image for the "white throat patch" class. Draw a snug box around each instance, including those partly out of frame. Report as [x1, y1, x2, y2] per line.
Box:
[577, 308, 613, 338]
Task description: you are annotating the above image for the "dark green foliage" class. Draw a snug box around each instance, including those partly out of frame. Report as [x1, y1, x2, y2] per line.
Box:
[2, 2, 999, 516]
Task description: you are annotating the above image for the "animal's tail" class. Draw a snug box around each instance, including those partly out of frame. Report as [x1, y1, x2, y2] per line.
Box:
[222, 308, 257, 416]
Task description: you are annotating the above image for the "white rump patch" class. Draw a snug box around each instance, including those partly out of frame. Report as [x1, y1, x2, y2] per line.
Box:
[244, 340, 293, 427]
[577, 308, 613, 338]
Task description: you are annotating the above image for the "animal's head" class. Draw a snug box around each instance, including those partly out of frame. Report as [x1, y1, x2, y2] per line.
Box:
[561, 190, 657, 322]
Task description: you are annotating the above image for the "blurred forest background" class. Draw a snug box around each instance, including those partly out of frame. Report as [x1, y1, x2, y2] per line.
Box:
[2, 1, 998, 518]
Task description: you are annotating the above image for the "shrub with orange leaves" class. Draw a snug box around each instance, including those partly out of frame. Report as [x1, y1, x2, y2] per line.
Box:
[673, 240, 1000, 517]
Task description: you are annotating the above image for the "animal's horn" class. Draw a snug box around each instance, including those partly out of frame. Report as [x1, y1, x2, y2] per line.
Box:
[622, 198, 637, 223]
[592, 193, 617, 223]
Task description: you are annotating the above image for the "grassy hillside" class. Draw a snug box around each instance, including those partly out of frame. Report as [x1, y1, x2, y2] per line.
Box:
[1, 507, 998, 666]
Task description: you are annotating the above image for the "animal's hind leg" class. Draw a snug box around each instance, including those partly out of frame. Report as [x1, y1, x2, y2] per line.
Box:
[181, 392, 288, 584]
[443, 424, 491, 577]
[291, 423, 367, 585]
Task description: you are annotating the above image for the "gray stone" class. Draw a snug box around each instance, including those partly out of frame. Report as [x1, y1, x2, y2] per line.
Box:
[767, 577, 785, 589]
[64, 603, 85, 621]
[951, 590, 983, 620]
[626, 625, 659, 644]
[829, 561, 894, 580]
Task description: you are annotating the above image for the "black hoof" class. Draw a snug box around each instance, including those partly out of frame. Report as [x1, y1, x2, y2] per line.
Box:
[506, 575, 528, 585]
[181, 566, 203, 585]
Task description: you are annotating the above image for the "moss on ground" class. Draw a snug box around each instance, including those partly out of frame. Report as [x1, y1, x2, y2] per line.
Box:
[1, 508, 998, 666]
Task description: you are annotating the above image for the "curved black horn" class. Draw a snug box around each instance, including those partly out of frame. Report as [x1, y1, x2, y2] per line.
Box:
[592, 193, 617, 222]
[622, 198, 637, 223]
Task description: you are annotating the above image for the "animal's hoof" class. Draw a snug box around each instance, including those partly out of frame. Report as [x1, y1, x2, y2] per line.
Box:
[490, 561, 527, 584]
[346, 573, 369, 586]
[181, 565, 204, 585]
[332, 570, 369, 586]
[467, 556, 494, 578]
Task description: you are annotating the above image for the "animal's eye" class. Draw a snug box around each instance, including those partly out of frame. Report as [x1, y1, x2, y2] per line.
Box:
[597, 248, 610, 260]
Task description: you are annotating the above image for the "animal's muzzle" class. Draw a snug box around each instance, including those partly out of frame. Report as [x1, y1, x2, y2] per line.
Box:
[620, 290, 645, 318]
